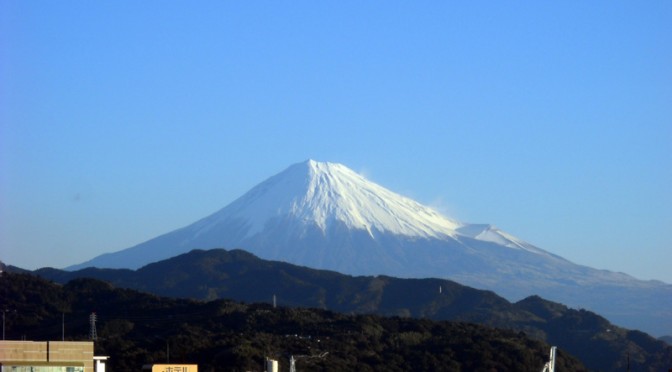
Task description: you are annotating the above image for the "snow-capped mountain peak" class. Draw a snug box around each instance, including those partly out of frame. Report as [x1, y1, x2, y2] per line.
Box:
[195, 160, 463, 240]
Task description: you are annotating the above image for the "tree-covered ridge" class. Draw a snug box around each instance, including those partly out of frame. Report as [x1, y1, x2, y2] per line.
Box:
[1, 272, 584, 371]
[31, 248, 672, 371]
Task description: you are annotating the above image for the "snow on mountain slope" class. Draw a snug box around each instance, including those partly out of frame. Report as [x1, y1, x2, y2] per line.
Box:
[71, 159, 557, 271]
[456, 224, 554, 256]
[192, 160, 463, 240]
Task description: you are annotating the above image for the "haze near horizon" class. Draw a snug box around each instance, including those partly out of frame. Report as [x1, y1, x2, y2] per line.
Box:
[1, 2, 670, 283]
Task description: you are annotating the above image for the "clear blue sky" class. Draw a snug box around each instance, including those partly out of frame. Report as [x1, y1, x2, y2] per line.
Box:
[1, 2, 670, 283]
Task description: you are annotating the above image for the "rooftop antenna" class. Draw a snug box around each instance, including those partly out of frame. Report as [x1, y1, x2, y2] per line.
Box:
[89, 312, 97, 341]
[289, 352, 328, 372]
[541, 346, 556, 372]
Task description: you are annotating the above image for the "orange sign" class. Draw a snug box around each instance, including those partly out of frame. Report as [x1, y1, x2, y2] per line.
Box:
[149, 364, 198, 372]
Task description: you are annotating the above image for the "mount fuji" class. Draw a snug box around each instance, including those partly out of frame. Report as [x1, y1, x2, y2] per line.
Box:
[70, 160, 671, 336]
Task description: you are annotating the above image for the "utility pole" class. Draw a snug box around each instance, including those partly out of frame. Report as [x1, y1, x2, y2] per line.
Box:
[2, 309, 14, 340]
[627, 352, 630, 372]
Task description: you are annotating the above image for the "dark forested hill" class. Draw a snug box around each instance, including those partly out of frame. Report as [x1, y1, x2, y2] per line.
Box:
[0, 271, 586, 371]
[30, 248, 672, 370]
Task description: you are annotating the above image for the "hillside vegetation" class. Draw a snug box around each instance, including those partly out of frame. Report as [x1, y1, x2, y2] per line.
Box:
[0, 271, 585, 371]
[32, 248, 672, 371]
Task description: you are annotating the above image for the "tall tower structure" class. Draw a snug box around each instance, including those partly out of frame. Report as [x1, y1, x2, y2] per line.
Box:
[89, 312, 97, 341]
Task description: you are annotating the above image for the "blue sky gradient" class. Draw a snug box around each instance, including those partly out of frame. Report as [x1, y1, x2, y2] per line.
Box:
[1, 2, 671, 282]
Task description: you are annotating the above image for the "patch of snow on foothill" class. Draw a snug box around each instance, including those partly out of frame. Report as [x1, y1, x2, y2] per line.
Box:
[198, 160, 464, 240]
[456, 224, 554, 256]
[457, 224, 523, 247]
